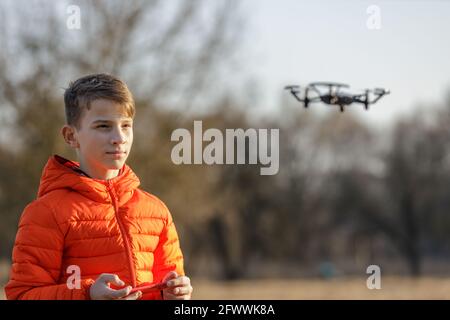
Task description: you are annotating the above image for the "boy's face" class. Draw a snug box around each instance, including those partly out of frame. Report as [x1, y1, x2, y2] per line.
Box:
[65, 99, 133, 180]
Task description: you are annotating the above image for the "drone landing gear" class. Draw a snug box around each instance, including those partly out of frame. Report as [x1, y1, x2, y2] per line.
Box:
[339, 105, 344, 112]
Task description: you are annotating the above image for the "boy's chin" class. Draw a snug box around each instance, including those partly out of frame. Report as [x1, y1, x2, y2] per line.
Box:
[103, 159, 127, 170]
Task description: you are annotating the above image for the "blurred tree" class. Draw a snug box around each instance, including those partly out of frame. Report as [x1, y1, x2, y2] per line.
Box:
[382, 110, 450, 276]
[0, 0, 245, 276]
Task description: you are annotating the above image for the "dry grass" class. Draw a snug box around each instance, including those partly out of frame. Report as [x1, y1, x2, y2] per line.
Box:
[190, 277, 450, 300]
[2, 276, 450, 300]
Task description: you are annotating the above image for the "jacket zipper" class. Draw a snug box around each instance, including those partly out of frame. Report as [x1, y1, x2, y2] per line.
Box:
[108, 181, 136, 287]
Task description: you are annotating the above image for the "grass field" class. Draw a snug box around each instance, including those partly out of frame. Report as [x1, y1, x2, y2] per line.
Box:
[191, 277, 450, 299]
[2, 276, 450, 299]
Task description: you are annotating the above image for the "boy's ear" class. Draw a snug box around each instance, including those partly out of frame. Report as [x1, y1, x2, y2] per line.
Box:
[61, 125, 80, 149]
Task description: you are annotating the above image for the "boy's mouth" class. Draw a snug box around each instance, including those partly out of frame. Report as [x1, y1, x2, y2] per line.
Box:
[106, 150, 127, 158]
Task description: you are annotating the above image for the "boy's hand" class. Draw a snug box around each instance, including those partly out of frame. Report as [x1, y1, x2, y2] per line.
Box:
[162, 271, 193, 300]
[89, 273, 142, 300]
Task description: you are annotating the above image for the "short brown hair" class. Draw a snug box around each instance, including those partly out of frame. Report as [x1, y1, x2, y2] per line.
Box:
[64, 73, 135, 128]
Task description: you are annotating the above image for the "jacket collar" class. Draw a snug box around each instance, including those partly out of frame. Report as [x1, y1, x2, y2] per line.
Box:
[37, 155, 140, 205]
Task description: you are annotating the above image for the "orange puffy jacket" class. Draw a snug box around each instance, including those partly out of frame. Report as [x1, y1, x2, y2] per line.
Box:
[5, 155, 184, 300]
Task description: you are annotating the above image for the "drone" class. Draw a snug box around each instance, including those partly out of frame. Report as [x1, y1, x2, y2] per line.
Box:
[285, 82, 390, 112]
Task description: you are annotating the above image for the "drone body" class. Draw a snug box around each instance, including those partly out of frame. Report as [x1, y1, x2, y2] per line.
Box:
[285, 82, 390, 112]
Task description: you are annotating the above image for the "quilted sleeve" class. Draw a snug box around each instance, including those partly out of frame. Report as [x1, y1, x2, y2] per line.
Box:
[148, 202, 184, 299]
[5, 201, 94, 300]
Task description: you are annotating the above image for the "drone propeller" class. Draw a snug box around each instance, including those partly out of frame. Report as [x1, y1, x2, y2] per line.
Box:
[374, 88, 390, 95]
[284, 85, 300, 91]
[359, 87, 390, 95]
[309, 82, 350, 97]
[309, 82, 350, 89]
[285, 85, 305, 104]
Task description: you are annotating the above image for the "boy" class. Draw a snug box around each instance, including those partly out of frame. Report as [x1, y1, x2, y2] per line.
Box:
[5, 74, 193, 300]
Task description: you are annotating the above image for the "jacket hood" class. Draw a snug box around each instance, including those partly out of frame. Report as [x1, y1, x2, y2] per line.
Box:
[37, 155, 140, 205]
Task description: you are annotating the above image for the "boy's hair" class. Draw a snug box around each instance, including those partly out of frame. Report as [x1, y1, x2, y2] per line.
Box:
[64, 73, 135, 129]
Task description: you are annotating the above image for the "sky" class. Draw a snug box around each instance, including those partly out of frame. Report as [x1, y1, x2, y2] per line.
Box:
[3, 0, 450, 132]
[240, 0, 450, 129]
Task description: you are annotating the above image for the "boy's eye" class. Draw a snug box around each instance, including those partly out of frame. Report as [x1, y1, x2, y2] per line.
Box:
[96, 125, 110, 129]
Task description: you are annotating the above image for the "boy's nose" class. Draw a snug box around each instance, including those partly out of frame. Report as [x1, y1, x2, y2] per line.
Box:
[110, 129, 127, 145]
